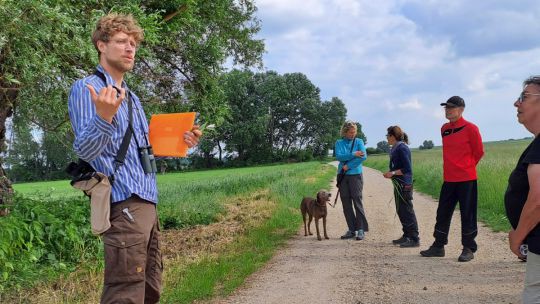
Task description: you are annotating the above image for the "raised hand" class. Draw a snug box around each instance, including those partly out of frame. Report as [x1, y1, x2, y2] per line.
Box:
[86, 84, 126, 123]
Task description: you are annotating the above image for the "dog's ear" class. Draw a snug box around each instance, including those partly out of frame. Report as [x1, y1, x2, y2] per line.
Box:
[316, 191, 322, 204]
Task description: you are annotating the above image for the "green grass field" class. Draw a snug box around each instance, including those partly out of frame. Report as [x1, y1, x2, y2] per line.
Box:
[364, 139, 532, 231]
[6, 139, 531, 302]
[5, 161, 336, 303]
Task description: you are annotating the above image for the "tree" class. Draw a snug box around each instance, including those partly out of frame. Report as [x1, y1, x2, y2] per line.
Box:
[376, 141, 390, 153]
[0, 1, 264, 193]
[355, 122, 367, 144]
[366, 147, 379, 155]
[216, 70, 347, 164]
[216, 69, 271, 163]
[419, 140, 434, 150]
[310, 97, 347, 157]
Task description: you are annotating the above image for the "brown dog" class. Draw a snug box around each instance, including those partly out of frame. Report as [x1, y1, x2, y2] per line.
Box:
[300, 190, 332, 241]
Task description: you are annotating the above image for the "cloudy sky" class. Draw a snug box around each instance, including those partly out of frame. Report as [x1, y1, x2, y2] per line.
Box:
[253, 0, 540, 147]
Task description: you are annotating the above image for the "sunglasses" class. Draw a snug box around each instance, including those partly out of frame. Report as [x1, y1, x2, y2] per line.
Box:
[517, 92, 540, 104]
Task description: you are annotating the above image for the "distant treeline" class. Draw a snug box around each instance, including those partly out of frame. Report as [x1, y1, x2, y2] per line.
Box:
[6, 70, 349, 182]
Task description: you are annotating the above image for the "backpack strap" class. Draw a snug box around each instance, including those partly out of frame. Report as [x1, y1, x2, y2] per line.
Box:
[92, 70, 135, 186]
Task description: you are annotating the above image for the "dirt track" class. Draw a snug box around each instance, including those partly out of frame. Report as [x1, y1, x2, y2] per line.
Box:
[212, 165, 525, 304]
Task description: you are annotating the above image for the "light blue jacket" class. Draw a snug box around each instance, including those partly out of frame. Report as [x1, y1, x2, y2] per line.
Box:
[335, 138, 367, 175]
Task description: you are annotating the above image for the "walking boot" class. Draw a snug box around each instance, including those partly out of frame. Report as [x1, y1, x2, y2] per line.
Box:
[392, 236, 407, 245]
[340, 230, 355, 239]
[400, 237, 420, 248]
[458, 247, 474, 262]
[355, 229, 365, 240]
[420, 246, 445, 257]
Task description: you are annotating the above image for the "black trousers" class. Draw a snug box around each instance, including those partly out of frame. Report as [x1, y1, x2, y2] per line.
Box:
[339, 174, 369, 232]
[394, 184, 419, 241]
[433, 180, 478, 251]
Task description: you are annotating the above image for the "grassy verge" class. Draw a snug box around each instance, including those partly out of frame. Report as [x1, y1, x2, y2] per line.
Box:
[364, 139, 531, 232]
[4, 161, 335, 303]
[161, 163, 335, 303]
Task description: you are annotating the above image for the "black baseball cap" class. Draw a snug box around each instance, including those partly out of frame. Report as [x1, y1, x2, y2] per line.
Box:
[440, 96, 465, 108]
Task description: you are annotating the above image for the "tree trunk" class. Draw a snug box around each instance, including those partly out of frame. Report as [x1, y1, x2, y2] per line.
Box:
[216, 140, 222, 162]
[0, 85, 15, 216]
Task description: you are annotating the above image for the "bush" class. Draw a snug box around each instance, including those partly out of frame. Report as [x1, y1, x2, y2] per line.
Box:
[0, 195, 101, 292]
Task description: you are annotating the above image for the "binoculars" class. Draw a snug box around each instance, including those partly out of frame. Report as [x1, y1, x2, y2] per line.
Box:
[139, 146, 158, 174]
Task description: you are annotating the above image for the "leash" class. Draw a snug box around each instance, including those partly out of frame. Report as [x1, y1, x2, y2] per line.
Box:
[331, 138, 357, 208]
[332, 191, 340, 208]
[327, 200, 336, 208]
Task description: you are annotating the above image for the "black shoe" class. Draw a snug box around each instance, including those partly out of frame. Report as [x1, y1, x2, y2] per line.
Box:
[392, 236, 407, 245]
[420, 246, 445, 257]
[458, 247, 474, 262]
[340, 230, 355, 239]
[400, 238, 420, 248]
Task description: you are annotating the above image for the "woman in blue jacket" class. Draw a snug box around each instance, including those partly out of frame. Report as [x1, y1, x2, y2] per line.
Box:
[383, 126, 420, 248]
[335, 121, 369, 240]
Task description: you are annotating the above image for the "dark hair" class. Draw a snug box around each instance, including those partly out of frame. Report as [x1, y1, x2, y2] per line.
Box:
[523, 76, 540, 87]
[387, 125, 409, 144]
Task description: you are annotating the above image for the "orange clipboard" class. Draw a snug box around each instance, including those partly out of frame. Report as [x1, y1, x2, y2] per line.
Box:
[148, 112, 196, 157]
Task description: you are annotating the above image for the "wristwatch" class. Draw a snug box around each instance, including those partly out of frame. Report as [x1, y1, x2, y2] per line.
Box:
[391, 171, 396, 176]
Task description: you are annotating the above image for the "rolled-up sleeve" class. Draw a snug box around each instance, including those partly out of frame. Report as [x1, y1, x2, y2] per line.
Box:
[68, 79, 115, 161]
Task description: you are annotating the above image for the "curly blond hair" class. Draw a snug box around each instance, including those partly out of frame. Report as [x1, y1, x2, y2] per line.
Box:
[92, 13, 144, 55]
[340, 121, 357, 136]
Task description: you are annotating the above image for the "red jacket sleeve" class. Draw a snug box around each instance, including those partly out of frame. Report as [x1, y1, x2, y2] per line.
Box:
[469, 124, 484, 165]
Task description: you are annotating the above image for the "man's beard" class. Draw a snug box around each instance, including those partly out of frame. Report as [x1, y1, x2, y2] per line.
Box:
[107, 57, 134, 73]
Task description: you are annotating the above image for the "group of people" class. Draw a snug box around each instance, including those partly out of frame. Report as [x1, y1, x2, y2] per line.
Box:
[67, 12, 539, 304]
[335, 94, 539, 302]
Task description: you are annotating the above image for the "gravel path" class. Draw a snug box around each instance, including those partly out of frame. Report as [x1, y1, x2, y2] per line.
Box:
[212, 165, 525, 304]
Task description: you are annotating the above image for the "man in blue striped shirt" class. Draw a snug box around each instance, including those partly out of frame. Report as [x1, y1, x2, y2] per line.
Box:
[68, 13, 201, 303]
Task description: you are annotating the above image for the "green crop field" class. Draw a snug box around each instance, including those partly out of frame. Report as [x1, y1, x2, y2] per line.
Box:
[3, 162, 336, 303]
[364, 138, 532, 231]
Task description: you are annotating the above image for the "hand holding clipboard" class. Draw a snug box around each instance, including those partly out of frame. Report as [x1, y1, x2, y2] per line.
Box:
[148, 112, 202, 157]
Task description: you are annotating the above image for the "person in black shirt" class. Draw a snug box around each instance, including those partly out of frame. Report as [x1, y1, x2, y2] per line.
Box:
[505, 76, 540, 304]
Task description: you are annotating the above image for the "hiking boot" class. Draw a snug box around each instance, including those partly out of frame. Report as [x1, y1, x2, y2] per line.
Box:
[458, 247, 474, 262]
[355, 229, 365, 240]
[420, 246, 445, 257]
[340, 230, 355, 239]
[392, 236, 407, 245]
[399, 238, 420, 248]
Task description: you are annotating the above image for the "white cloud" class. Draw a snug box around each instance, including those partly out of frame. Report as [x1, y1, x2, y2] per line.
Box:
[255, 0, 537, 146]
[398, 98, 422, 110]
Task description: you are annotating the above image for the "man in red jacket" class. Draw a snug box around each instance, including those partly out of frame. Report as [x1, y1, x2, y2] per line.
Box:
[420, 96, 484, 262]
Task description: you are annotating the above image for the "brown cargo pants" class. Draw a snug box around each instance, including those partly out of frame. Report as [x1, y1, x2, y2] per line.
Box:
[101, 196, 162, 304]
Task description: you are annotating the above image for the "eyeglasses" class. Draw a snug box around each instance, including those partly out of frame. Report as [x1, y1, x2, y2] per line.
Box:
[111, 38, 138, 50]
[385, 134, 391, 137]
[517, 92, 540, 104]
